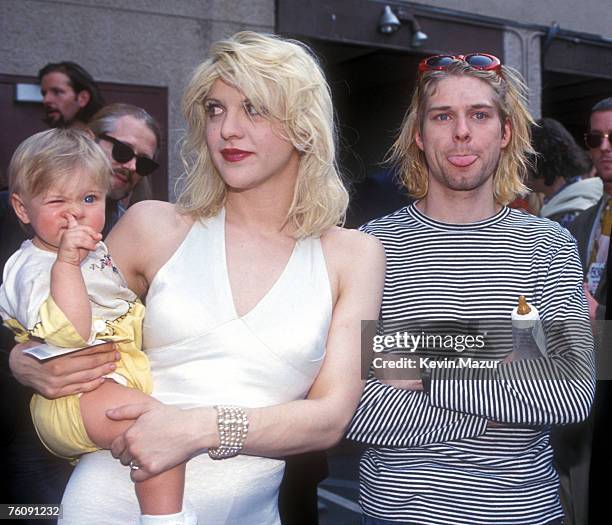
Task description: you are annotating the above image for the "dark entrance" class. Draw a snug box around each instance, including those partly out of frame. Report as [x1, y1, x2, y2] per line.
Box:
[277, 0, 504, 225]
[542, 37, 612, 144]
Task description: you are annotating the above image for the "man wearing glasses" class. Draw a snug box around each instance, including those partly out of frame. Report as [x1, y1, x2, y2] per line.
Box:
[347, 54, 594, 524]
[88, 103, 161, 236]
[569, 97, 612, 525]
[570, 97, 612, 322]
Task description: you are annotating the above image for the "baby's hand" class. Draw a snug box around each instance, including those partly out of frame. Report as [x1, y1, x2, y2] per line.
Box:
[57, 215, 102, 266]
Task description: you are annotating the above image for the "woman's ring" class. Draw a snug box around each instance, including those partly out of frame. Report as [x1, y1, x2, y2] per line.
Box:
[129, 461, 141, 471]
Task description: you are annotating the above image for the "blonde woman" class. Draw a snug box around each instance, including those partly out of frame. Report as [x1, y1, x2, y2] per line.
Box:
[10, 32, 384, 524]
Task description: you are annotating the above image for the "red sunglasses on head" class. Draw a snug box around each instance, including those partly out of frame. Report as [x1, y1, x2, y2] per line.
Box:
[418, 53, 502, 74]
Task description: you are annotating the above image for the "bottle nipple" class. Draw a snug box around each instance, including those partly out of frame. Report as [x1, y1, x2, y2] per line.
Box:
[516, 295, 531, 315]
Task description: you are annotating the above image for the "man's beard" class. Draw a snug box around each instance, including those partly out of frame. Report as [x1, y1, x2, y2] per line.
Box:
[43, 112, 73, 129]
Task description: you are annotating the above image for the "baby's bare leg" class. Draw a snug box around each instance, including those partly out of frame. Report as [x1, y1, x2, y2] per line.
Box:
[134, 463, 186, 516]
[80, 381, 186, 515]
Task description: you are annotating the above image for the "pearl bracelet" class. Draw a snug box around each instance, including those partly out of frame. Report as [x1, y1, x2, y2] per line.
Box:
[208, 405, 249, 459]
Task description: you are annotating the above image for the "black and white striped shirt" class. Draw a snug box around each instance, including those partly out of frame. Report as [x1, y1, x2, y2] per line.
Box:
[347, 203, 595, 525]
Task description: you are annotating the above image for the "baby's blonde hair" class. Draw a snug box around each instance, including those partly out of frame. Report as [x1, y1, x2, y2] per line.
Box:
[9, 128, 112, 199]
[177, 31, 349, 237]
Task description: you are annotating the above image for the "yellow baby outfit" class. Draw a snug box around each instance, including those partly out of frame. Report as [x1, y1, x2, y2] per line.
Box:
[0, 240, 151, 460]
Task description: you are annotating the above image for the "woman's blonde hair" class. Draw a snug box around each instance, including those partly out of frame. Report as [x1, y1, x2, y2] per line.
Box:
[9, 128, 111, 198]
[177, 31, 348, 237]
[388, 62, 535, 205]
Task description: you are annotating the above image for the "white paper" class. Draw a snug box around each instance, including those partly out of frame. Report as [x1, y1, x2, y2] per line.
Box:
[23, 339, 129, 361]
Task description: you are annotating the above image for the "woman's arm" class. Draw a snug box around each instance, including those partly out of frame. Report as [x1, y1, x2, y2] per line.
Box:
[106, 200, 194, 297]
[243, 230, 385, 452]
[108, 229, 385, 479]
[9, 341, 120, 397]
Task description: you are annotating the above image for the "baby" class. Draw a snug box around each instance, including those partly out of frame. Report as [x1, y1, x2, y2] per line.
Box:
[0, 129, 194, 525]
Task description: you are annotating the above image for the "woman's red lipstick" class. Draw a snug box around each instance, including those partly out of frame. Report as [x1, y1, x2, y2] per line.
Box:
[221, 148, 253, 162]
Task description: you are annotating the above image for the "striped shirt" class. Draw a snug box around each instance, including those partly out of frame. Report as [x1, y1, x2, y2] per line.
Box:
[347, 203, 595, 525]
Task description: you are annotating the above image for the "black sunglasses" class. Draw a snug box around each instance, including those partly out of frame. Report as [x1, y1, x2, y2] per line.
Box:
[584, 131, 612, 149]
[98, 133, 159, 176]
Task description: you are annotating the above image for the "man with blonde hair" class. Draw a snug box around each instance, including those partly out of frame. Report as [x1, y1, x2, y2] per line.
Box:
[347, 54, 594, 524]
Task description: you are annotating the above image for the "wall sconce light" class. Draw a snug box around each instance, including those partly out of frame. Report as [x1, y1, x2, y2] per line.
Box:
[378, 5, 401, 34]
[542, 21, 560, 54]
[378, 5, 429, 47]
[410, 19, 429, 47]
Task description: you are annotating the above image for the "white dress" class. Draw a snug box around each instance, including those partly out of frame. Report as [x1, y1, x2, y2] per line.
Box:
[60, 209, 332, 524]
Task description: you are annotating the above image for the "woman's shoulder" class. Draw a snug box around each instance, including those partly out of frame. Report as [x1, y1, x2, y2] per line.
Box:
[321, 225, 384, 253]
[106, 201, 194, 259]
[106, 202, 196, 296]
[110, 201, 194, 242]
[318, 227, 385, 304]
[123, 200, 194, 229]
[320, 226, 385, 271]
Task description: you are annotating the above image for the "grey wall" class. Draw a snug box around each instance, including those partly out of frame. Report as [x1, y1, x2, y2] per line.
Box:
[410, 0, 611, 119]
[411, 0, 611, 38]
[0, 0, 274, 199]
[2, 0, 609, 194]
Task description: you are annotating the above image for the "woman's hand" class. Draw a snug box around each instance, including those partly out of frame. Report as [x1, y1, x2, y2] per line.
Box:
[107, 403, 217, 481]
[9, 341, 120, 398]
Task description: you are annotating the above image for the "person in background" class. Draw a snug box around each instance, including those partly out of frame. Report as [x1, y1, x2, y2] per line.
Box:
[525, 116, 603, 524]
[88, 104, 160, 236]
[527, 117, 601, 228]
[570, 97, 612, 322]
[38, 61, 105, 130]
[569, 96, 612, 524]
